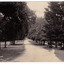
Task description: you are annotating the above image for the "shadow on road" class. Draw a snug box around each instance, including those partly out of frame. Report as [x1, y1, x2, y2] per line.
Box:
[0, 44, 25, 62]
[54, 50, 64, 61]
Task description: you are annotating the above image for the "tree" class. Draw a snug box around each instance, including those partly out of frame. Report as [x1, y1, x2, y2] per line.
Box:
[0, 2, 30, 46]
[44, 2, 64, 48]
[28, 17, 46, 45]
[27, 10, 36, 28]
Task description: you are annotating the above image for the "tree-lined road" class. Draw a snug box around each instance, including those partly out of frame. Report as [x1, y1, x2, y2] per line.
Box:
[10, 38, 62, 62]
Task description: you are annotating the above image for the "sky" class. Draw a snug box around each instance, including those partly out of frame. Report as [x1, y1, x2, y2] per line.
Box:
[27, 2, 49, 18]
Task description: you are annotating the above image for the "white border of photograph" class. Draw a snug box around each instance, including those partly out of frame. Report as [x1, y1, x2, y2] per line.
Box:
[0, 0, 64, 1]
[0, 0, 64, 64]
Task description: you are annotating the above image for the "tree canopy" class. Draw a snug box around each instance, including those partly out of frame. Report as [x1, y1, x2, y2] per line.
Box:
[0, 2, 33, 41]
[44, 2, 64, 40]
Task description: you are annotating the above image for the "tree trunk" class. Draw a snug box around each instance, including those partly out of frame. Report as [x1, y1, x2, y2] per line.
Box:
[51, 41, 52, 47]
[39, 40, 41, 44]
[36, 39, 37, 43]
[40, 41, 42, 45]
[48, 40, 52, 48]
[60, 42, 63, 48]
[4, 41, 7, 48]
[10, 40, 15, 45]
[60, 42, 64, 50]
[38, 40, 39, 44]
[63, 43, 64, 48]
[43, 40, 45, 45]
[0, 42, 1, 50]
[55, 41, 57, 48]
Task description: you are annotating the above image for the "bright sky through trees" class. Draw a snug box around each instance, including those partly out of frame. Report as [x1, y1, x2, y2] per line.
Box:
[27, 2, 48, 18]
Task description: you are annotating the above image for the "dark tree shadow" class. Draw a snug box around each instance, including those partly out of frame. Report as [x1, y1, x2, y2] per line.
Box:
[54, 49, 64, 61]
[0, 44, 25, 62]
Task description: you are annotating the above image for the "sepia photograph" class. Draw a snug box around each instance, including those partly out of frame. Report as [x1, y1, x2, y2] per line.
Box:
[0, 1, 64, 62]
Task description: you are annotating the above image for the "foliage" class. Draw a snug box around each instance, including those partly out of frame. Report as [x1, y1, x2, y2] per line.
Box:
[0, 2, 29, 41]
[28, 17, 46, 40]
[44, 2, 64, 41]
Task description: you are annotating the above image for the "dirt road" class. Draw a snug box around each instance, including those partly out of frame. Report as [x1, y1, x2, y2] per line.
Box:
[10, 38, 62, 62]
